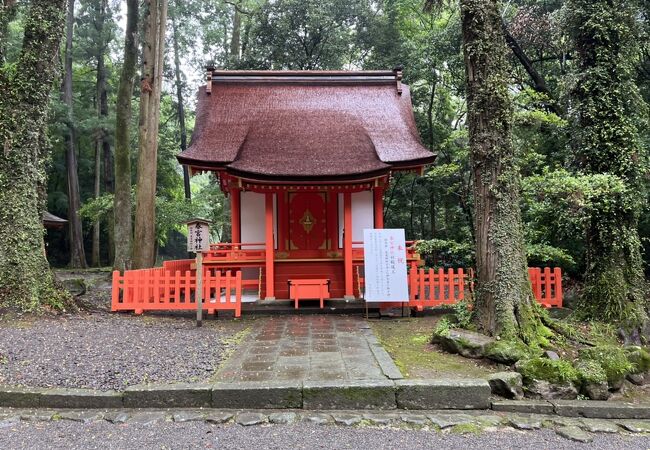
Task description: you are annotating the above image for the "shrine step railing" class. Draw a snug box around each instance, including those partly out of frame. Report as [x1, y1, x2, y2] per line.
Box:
[408, 267, 562, 311]
[112, 267, 242, 317]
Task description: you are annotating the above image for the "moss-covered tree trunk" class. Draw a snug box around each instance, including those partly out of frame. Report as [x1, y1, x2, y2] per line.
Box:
[567, 0, 648, 325]
[0, 0, 71, 310]
[132, 0, 168, 269]
[112, 0, 138, 272]
[461, 0, 546, 342]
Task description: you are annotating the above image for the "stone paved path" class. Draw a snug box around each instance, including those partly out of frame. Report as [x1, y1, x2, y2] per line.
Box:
[217, 315, 395, 382]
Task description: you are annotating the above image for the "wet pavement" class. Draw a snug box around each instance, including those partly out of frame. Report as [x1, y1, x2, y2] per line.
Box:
[216, 315, 392, 382]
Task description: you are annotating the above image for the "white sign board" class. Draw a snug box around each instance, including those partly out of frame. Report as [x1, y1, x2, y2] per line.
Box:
[187, 222, 210, 252]
[363, 229, 408, 302]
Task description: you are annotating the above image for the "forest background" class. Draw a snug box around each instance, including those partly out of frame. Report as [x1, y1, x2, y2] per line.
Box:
[5, 0, 648, 291]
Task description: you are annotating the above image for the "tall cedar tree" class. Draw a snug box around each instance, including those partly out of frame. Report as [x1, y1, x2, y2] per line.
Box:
[132, 0, 168, 268]
[113, 0, 138, 271]
[0, 0, 71, 310]
[459, 0, 547, 341]
[567, 0, 648, 324]
[62, 0, 87, 268]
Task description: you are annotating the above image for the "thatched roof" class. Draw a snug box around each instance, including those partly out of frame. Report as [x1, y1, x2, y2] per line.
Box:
[177, 70, 436, 181]
[43, 211, 67, 229]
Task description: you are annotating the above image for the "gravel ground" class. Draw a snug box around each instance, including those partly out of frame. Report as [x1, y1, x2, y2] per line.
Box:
[0, 312, 249, 390]
[1, 422, 649, 450]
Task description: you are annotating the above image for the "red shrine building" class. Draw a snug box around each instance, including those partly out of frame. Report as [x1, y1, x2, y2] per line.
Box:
[176, 69, 435, 302]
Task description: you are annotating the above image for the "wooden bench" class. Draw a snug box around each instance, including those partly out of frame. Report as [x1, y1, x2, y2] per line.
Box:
[288, 279, 330, 309]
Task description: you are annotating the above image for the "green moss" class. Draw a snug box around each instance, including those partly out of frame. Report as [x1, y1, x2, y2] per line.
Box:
[574, 359, 607, 384]
[579, 346, 634, 385]
[449, 423, 483, 435]
[517, 357, 580, 385]
[484, 340, 534, 364]
[625, 347, 650, 374]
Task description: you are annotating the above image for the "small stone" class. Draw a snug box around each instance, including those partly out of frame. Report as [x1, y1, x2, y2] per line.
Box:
[432, 329, 495, 359]
[173, 411, 205, 423]
[400, 414, 429, 426]
[269, 412, 297, 424]
[525, 380, 578, 400]
[509, 416, 542, 430]
[544, 351, 560, 361]
[427, 413, 473, 429]
[127, 412, 167, 425]
[235, 412, 267, 426]
[0, 415, 19, 428]
[332, 413, 362, 426]
[302, 413, 332, 425]
[205, 411, 233, 424]
[627, 373, 645, 386]
[362, 414, 394, 425]
[556, 425, 593, 443]
[580, 419, 620, 433]
[487, 372, 524, 400]
[59, 410, 103, 423]
[20, 411, 55, 422]
[476, 415, 505, 427]
[619, 420, 650, 433]
[583, 381, 610, 400]
[104, 411, 130, 424]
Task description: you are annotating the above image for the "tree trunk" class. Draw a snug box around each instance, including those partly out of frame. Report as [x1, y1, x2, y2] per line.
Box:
[461, 0, 545, 342]
[92, 0, 110, 267]
[171, 5, 190, 200]
[0, 0, 71, 310]
[229, 7, 241, 64]
[113, 0, 139, 272]
[62, 0, 87, 269]
[567, 0, 648, 325]
[132, 0, 168, 269]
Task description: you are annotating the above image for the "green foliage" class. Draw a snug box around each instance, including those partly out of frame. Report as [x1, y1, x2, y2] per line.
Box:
[574, 359, 607, 385]
[433, 315, 453, 338]
[578, 346, 634, 385]
[417, 239, 474, 268]
[453, 300, 474, 329]
[625, 346, 650, 374]
[517, 357, 581, 385]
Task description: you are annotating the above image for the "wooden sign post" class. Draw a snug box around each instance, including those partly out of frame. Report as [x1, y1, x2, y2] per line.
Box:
[185, 218, 211, 327]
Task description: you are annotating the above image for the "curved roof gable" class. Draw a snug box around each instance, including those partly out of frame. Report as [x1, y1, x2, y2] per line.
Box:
[177, 70, 435, 181]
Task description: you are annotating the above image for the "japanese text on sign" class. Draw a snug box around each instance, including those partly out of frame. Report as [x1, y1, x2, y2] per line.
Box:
[363, 229, 408, 302]
[187, 222, 210, 252]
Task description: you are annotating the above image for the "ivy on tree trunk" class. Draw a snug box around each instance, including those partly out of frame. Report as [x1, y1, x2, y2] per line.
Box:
[567, 0, 649, 325]
[0, 0, 71, 311]
[460, 0, 548, 342]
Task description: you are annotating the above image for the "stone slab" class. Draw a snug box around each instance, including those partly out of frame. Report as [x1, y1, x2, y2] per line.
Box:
[124, 383, 212, 408]
[491, 400, 555, 415]
[212, 381, 302, 409]
[40, 388, 123, 409]
[303, 379, 396, 410]
[0, 386, 45, 408]
[552, 400, 650, 419]
[396, 379, 490, 410]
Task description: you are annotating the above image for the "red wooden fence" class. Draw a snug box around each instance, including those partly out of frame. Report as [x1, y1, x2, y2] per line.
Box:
[112, 267, 242, 317]
[408, 267, 562, 311]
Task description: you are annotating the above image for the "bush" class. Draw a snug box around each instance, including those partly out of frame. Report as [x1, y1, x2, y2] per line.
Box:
[516, 357, 580, 385]
[574, 359, 607, 385]
[578, 346, 634, 385]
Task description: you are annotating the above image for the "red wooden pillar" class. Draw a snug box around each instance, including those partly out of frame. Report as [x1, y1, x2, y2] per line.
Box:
[265, 192, 275, 300]
[344, 192, 353, 298]
[373, 186, 384, 229]
[230, 188, 241, 246]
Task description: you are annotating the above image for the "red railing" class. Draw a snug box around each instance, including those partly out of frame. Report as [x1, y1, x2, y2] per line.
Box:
[408, 267, 562, 311]
[204, 242, 266, 263]
[112, 267, 242, 317]
[528, 267, 563, 308]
